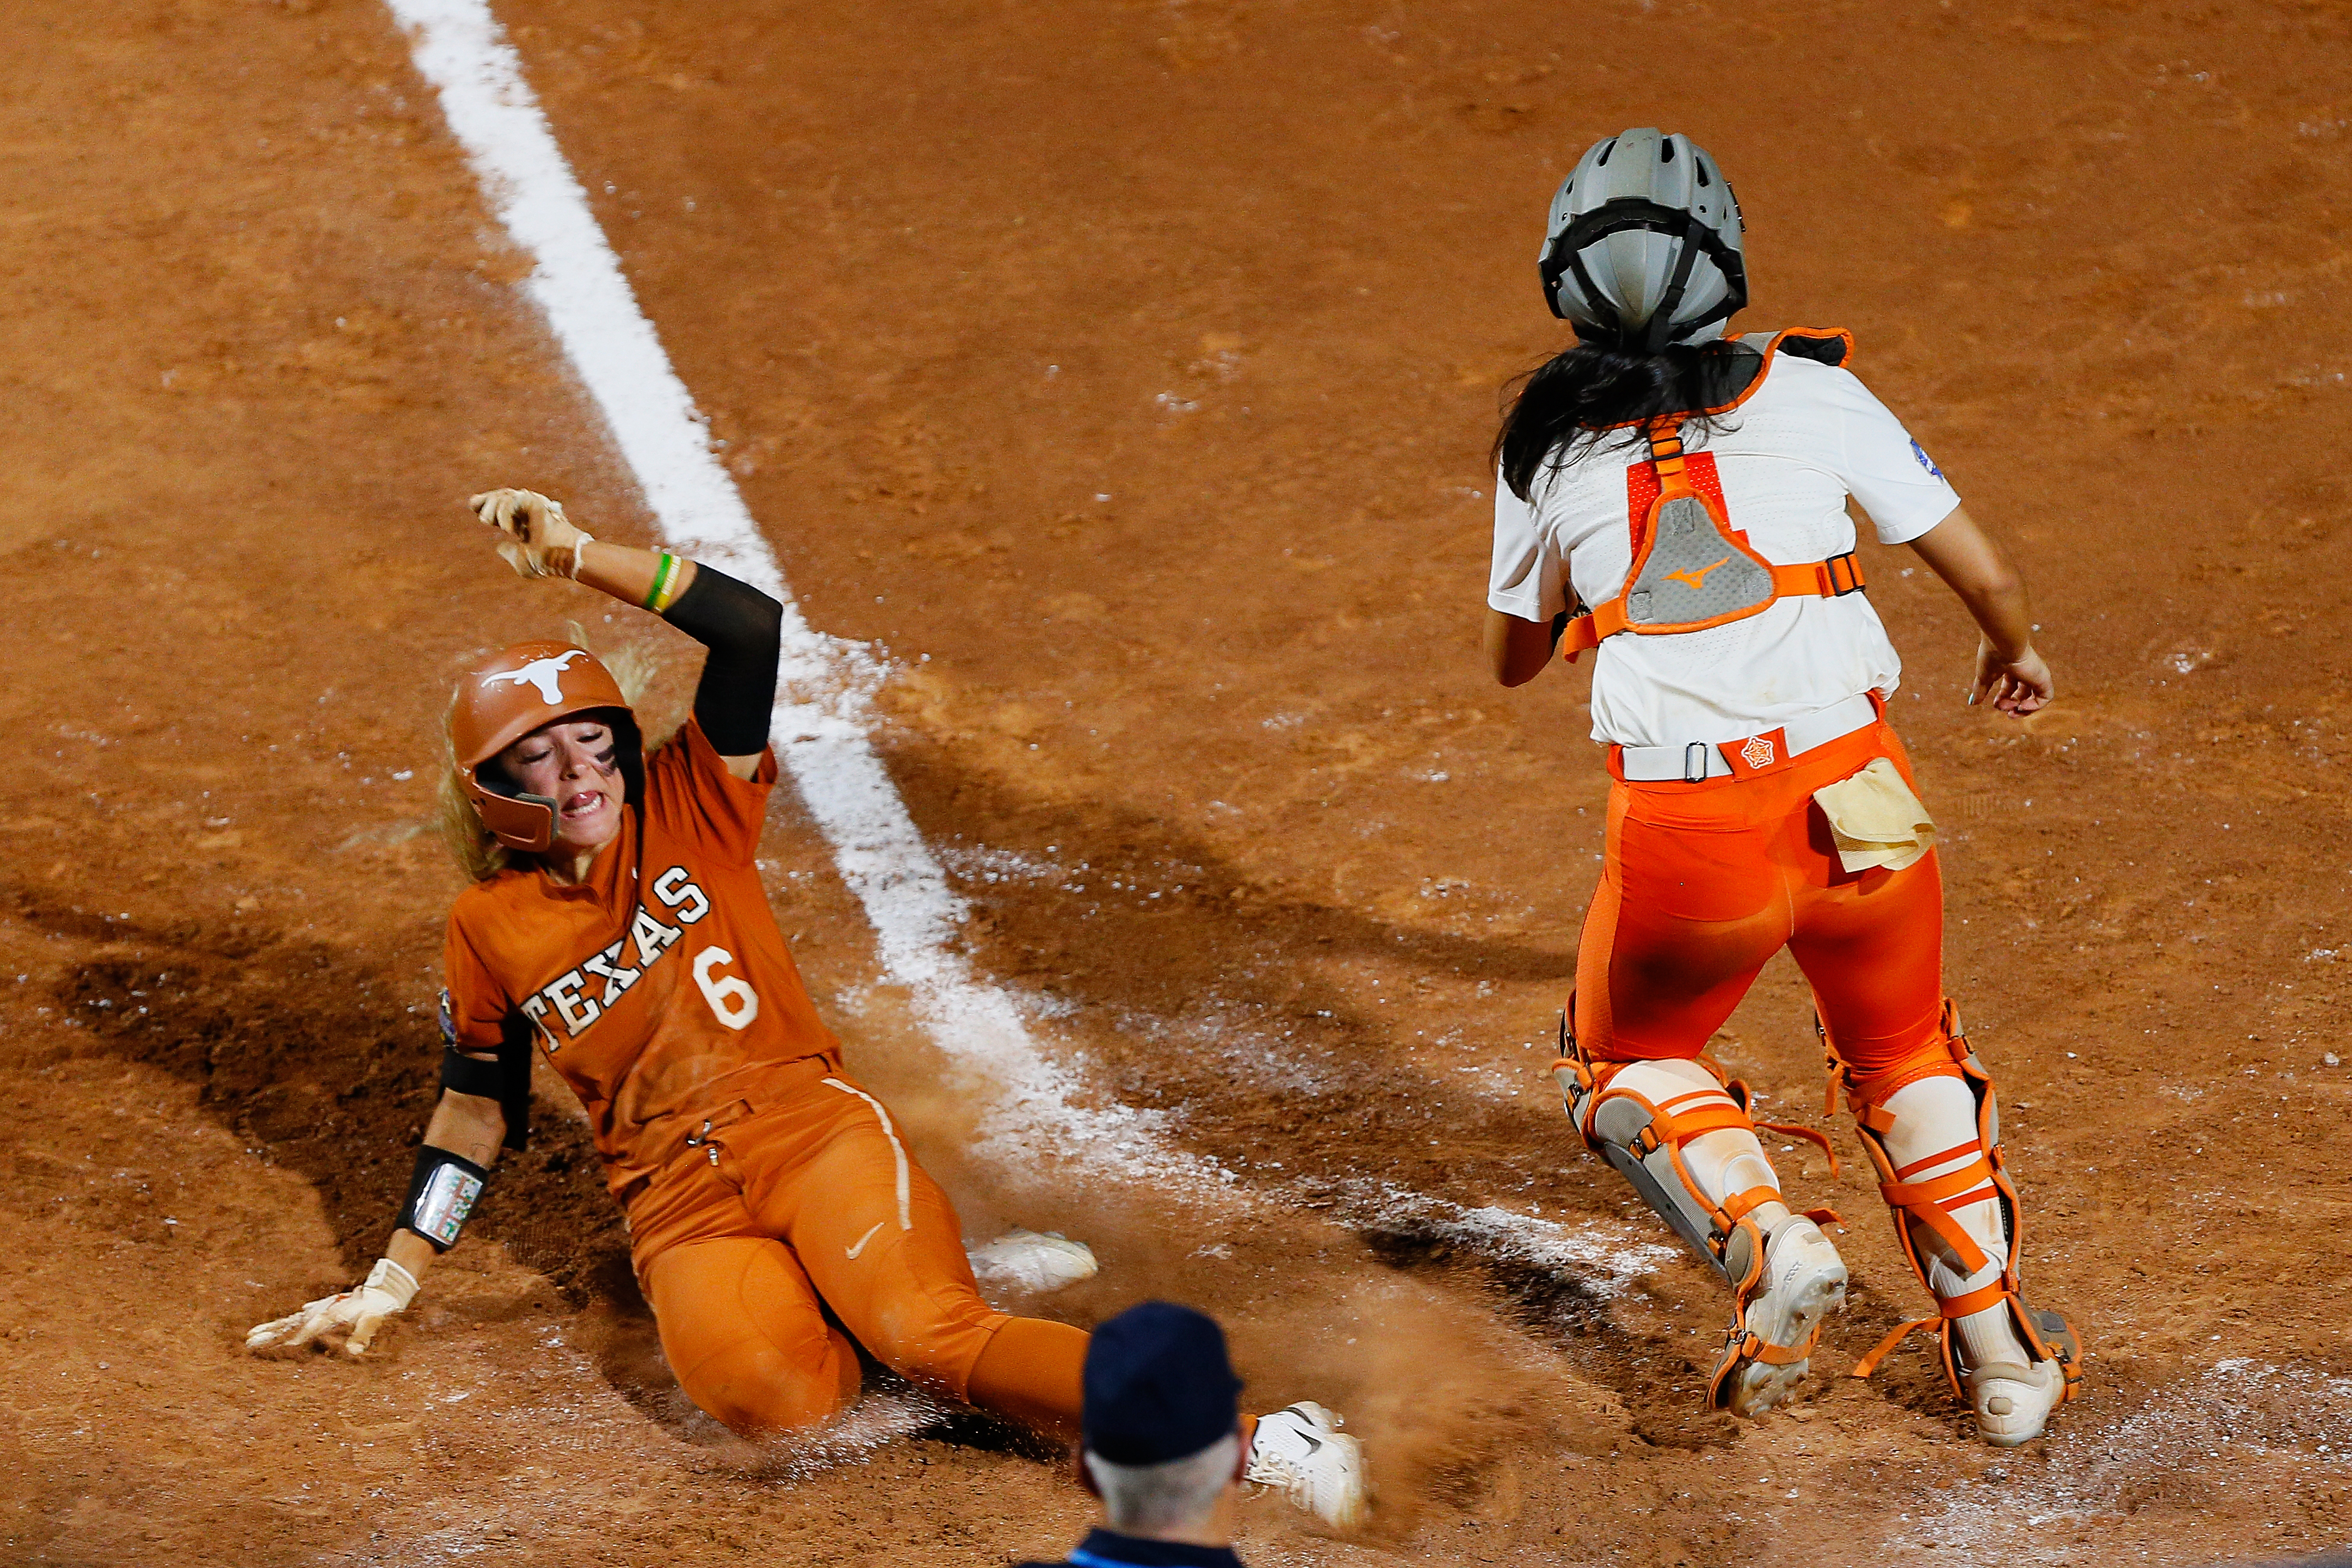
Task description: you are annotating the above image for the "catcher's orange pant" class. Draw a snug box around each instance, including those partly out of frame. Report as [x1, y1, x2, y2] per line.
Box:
[1575, 716, 1955, 1102]
[625, 1059, 1084, 1437]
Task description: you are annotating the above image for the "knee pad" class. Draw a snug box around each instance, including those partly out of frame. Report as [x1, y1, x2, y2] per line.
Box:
[1551, 1003, 1838, 1290]
[1835, 999, 2082, 1402]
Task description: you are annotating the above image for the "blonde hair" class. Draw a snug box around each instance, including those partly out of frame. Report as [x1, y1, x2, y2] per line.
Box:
[437, 627, 662, 882]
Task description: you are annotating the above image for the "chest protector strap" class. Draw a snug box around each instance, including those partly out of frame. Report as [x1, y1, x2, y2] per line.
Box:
[1560, 331, 1867, 662]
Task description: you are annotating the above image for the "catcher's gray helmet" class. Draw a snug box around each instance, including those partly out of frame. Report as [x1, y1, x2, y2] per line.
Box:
[1539, 128, 1747, 352]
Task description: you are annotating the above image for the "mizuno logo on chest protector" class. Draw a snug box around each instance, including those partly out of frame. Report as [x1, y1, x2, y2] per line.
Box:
[1664, 555, 1734, 593]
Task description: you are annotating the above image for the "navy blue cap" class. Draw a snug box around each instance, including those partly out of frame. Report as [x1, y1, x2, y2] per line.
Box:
[1081, 1302, 1244, 1466]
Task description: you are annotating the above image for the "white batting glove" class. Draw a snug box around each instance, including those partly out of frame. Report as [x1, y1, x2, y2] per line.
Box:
[245, 1258, 420, 1358]
[468, 488, 594, 581]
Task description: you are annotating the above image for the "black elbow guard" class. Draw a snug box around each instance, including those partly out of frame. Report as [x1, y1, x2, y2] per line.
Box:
[436, 990, 533, 1153]
[440, 1045, 506, 1099]
[400, 1146, 490, 1253]
[664, 565, 782, 756]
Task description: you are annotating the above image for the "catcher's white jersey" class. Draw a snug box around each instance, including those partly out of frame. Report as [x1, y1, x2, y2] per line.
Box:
[1488, 351, 1960, 749]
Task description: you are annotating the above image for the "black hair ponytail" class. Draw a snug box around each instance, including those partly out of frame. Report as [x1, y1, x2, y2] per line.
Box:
[1492, 338, 1753, 502]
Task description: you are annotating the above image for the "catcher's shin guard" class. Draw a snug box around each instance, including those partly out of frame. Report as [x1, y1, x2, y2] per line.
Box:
[1551, 1006, 1845, 1412]
[1835, 1000, 2083, 1425]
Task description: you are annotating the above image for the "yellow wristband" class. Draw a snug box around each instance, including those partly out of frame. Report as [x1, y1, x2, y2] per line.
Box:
[645, 552, 683, 613]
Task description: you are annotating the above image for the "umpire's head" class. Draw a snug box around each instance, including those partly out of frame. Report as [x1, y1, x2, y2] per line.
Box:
[1078, 1301, 1247, 1539]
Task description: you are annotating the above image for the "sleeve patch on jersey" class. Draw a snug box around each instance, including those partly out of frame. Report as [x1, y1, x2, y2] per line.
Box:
[438, 988, 457, 1047]
[1910, 440, 1944, 480]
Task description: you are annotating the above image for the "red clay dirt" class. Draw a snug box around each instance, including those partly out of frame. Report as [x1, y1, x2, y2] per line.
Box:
[4, 0, 2352, 1564]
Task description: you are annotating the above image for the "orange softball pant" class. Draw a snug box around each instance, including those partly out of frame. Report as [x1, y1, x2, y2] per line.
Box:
[1574, 716, 1957, 1102]
[623, 1064, 1085, 1439]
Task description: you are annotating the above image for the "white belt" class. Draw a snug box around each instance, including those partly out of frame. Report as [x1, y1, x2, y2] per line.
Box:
[1616, 693, 1880, 783]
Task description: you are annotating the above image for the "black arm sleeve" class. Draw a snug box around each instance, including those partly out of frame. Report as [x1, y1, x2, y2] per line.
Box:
[662, 563, 784, 756]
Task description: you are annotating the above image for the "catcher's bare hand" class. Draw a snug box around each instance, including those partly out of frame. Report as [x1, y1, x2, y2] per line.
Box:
[1968, 640, 2053, 716]
[246, 1258, 419, 1359]
[469, 488, 593, 581]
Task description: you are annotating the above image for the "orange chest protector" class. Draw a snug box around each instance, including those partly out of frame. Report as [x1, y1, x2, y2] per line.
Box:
[1559, 407, 1867, 663]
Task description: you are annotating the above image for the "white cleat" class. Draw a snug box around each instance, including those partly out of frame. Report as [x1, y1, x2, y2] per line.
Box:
[1717, 1217, 1848, 1417]
[966, 1229, 1099, 1294]
[1246, 1401, 1367, 1528]
[1968, 1358, 2067, 1447]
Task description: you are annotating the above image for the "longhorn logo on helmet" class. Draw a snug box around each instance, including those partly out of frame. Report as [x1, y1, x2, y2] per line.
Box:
[482, 648, 590, 705]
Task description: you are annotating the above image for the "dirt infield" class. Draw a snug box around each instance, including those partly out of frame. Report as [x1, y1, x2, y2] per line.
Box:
[5, 0, 2352, 1563]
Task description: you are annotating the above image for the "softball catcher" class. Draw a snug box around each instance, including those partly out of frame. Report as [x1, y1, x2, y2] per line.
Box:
[246, 492, 1365, 1524]
[1485, 129, 2081, 1446]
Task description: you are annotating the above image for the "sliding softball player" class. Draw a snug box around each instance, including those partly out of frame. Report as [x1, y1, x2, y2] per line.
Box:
[246, 492, 1364, 1524]
[1484, 129, 2081, 1446]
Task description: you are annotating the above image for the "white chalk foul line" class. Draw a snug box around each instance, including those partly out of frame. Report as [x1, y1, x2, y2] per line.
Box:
[383, 0, 1660, 1286]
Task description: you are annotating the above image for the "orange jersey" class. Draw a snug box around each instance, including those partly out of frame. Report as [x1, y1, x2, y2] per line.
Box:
[443, 719, 842, 1196]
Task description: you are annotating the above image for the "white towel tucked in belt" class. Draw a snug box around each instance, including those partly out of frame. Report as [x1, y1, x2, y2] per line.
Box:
[1813, 758, 1936, 872]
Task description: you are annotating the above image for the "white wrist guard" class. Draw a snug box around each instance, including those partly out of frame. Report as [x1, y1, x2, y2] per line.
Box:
[364, 1257, 420, 1311]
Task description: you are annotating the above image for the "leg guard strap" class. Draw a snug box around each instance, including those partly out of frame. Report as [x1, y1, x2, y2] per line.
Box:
[1849, 1280, 2012, 1379]
[1851, 1316, 1936, 1381]
[1851, 1294, 2085, 1402]
[1757, 1119, 1841, 1177]
[1877, 1151, 1999, 1277]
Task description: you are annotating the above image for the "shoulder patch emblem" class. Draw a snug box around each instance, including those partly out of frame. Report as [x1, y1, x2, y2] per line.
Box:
[1910, 440, 1944, 480]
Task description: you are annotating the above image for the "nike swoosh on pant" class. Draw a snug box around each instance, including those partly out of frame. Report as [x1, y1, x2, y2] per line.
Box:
[845, 1221, 886, 1260]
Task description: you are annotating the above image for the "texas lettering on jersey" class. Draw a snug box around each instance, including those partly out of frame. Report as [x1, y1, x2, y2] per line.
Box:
[520, 865, 713, 1047]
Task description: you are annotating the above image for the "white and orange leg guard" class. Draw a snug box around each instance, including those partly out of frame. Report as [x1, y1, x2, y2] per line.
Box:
[1841, 1002, 2083, 1446]
[1555, 1027, 1847, 1417]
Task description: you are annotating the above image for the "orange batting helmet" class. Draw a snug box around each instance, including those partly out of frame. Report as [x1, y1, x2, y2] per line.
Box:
[449, 641, 642, 852]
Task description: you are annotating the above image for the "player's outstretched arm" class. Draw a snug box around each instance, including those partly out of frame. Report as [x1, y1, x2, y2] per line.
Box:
[467, 486, 699, 614]
[465, 489, 782, 781]
[1906, 504, 2053, 717]
[245, 1083, 506, 1359]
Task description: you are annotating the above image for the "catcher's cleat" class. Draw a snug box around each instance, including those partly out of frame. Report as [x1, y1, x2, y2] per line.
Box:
[1710, 1214, 1848, 1416]
[966, 1229, 1099, 1294]
[1245, 1401, 1367, 1529]
[1967, 1357, 2068, 1448]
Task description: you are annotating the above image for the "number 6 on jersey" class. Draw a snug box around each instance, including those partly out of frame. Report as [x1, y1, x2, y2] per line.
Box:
[692, 947, 760, 1029]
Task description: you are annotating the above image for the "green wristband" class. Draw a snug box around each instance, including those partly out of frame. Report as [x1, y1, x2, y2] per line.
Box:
[645, 552, 680, 612]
